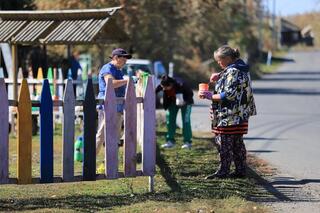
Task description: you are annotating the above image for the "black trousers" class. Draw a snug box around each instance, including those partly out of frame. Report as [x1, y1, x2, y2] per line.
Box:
[214, 134, 247, 175]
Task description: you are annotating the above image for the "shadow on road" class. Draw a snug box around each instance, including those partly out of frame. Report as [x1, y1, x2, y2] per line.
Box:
[253, 88, 320, 96]
[247, 150, 277, 153]
[248, 167, 320, 203]
[271, 178, 320, 185]
[259, 77, 320, 81]
[271, 71, 320, 75]
[245, 137, 279, 141]
[270, 56, 295, 63]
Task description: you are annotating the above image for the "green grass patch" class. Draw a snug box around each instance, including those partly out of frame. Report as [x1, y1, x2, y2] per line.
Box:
[259, 61, 284, 74]
[259, 50, 289, 74]
[0, 125, 268, 212]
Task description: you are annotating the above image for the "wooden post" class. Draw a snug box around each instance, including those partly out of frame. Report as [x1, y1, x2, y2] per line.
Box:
[124, 79, 137, 177]
[17, 79, 32, 184]
[149, 176, 154, 193]
[11, 44, 18, 101]
[62, 80, 75, 181]
[40, 79, 53, 183]
[136, 78, 144, 146]
[11, 44, 18, 137]
[104, 78, 118, 179]
[0, 78, 9, 184]
[36, 67, 43, 96]
[142, 77, 156, 176]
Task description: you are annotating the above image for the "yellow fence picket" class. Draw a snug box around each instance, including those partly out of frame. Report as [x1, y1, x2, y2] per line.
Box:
[17, 79, 32, 184]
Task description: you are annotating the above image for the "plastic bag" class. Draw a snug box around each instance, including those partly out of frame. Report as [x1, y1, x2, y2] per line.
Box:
[176, 93, 185, 106]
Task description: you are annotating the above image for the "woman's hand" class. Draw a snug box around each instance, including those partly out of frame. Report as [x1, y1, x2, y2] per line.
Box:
[198, 91, 213, 100]
[210, 73, 220, 82]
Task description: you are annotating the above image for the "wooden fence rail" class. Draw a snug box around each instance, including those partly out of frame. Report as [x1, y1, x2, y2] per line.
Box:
[0, 76, 156, 191]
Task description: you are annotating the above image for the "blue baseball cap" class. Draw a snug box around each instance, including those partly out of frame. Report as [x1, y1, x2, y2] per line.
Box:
[110, 48, 132, 59]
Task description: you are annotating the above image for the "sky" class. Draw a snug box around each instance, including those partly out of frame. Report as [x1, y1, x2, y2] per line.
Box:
[265, 0, 320, 16]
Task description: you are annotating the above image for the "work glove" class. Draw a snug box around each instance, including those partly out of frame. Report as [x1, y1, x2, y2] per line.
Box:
[198, 90, 213, 100]
[132, 76, 139, 84]
[210, 73, 220, 82]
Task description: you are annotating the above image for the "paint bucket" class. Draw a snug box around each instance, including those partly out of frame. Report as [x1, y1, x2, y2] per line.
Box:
[198, 83, 209, 91]
[74, 136, 83, 162]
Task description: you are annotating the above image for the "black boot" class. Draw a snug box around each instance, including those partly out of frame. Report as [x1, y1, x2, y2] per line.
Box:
[205, 172, 228, 179]
[229, 172, 246, 178]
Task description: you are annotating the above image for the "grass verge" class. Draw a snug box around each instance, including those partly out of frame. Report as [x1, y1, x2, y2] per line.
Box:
[0, 125, 268, 212]
[258, 50, 289, 74]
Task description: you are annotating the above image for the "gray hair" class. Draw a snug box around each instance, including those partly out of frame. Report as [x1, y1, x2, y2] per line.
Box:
[214, 45, 240, 60]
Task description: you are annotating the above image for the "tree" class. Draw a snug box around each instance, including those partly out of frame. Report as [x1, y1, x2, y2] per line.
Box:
[34, 0, 262, 83]
[0, 0, 36, 10]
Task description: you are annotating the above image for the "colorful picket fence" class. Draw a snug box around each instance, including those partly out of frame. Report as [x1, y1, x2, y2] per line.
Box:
[0, 77, 156, 188]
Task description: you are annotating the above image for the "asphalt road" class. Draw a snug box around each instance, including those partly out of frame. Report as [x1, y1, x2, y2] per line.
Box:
[246, 50, 320, 180]
[187, 50, 320, 212]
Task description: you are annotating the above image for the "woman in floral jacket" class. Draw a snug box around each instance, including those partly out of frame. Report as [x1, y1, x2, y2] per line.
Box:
[199, 45, 257, 179]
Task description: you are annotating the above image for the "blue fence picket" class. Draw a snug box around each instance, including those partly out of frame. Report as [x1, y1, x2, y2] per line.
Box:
[0, 78, 9, 184]
[83, 78, 96, 181]
[62, 80, 75, 181]
[40, 79, 53, 183]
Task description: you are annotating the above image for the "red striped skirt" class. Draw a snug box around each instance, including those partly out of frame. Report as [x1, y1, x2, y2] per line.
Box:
[212, 122, 248, 135]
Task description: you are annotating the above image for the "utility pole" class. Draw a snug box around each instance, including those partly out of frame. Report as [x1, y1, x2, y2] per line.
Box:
[272, 0, 277, 50]
[257, 0, 263, 52]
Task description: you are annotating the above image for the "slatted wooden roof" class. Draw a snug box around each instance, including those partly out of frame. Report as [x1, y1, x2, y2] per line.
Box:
[0, 7, 128, 45]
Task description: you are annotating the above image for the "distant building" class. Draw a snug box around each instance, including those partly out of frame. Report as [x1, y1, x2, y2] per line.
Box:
[301, 25, 314, 46]
[280, 18, 301, 46]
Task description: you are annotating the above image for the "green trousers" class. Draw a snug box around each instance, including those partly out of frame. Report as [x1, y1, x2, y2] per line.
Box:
[166, 104, 192, 144]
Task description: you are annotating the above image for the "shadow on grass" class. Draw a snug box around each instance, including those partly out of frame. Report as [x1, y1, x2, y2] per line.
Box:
[156, 143, 182, 192]
[0, 180, 257, 212]
[3, 131, 312, 212]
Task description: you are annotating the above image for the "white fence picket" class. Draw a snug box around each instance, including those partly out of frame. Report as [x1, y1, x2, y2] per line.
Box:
[104, 78, 118, 179]
[142, 77, 156, 176]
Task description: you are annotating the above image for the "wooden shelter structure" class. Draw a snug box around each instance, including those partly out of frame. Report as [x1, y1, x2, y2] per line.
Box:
[0, 6, 128, 100]
[280, 18, 301, 46]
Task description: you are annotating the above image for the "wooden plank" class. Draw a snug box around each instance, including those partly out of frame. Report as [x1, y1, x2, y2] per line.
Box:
[36, 67, 43, 96]
[104, 78, 118, 179]
[0, 78, 9, 184]
[82, 78, 96, 181]
[7, 96, 144, 107]
[136, 79, 144, 146]
[142, 77, 156, 176]
[62, 80, 75, 181]
[17, 79, 32, 184]
[47, 67, 54, 96]
[124, 79, 137, 177]
[40, 79, 54, 183]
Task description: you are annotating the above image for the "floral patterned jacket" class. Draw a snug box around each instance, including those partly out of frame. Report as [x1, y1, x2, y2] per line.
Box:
[212, 59, 257, 127]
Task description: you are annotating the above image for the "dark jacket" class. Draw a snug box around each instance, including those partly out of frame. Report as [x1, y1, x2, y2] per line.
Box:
[213, 59, 257, 127]
[156, 79, 194, 110]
